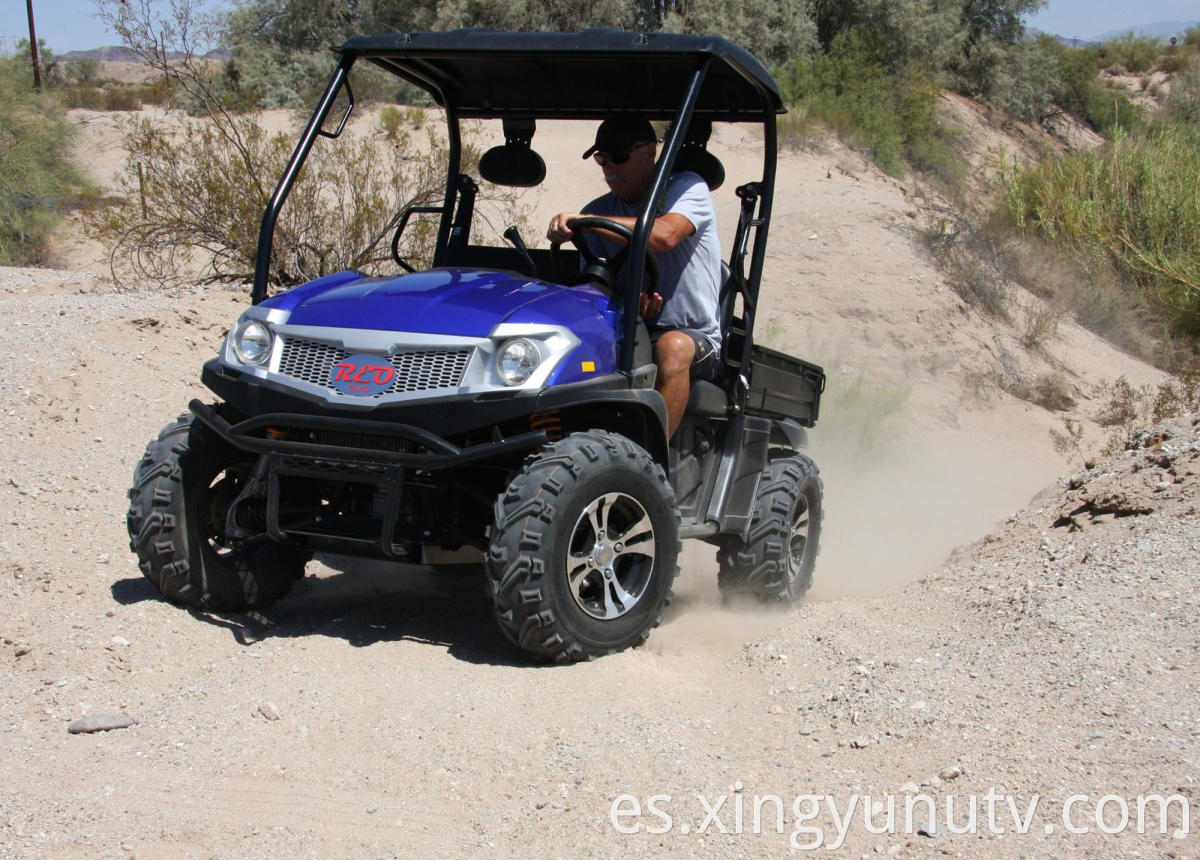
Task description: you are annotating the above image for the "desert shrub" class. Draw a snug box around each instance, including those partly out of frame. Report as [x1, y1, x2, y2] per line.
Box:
[662, 0, 817, 66]
[1029, 372, 1075, 411]
[1082, 371, 1200, 454]
[131, 76, 175, 106]
[1000, 119, 1200, 341]
[60, 83, 107, 110]
[1037, 38, 1141, 136]
[84, 114, 471, 287]
[0, 58, 89, 265]
[64, 57, 101, 83]
[103, 86, 142, 111]
[919, 212, 1011, 319]
[1097, 32, 1163, 74]
[1094, 375, 1149, 452]
[1166, 68, 1200, 121]
[991, 36, 1062, 123]
[1185, 26, 1200, 48]
[777, 30, 951, 178]
[1049, 416, 1086, 462]
[378, 105, 403, 140]
[1157, 45, 1197, 74]
[995, 235, 1169, 366]
[1019, 303, 1059, 349]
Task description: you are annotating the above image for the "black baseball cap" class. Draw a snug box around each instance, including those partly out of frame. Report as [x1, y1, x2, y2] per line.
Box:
[582, 116, 657, 159]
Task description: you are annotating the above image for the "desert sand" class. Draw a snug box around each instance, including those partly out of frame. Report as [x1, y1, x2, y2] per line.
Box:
[0, 95, 1194, 856]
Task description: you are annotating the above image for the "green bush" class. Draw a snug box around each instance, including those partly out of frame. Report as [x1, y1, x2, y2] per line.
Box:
[1157, 45, 1198, 73]
[64, 57, 101, 83]
[991, 36, 1062, 123]
[777, 30, 950, 178]
[378, 105, 403, 140]
[103, 86, 142, 111]
[0, 58, 89, 265]
[60, 83, 108, 110]
[1035, 38, 1142, 136]
[1167, 68, 1200, 121]
[1001, 118, 1200, 340]
[1097, 32, 1163, 74]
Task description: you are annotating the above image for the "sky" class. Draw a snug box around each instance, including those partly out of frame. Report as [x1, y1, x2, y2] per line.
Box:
[1025, 0, 1198, 40]
[5, 0, 1200, 55]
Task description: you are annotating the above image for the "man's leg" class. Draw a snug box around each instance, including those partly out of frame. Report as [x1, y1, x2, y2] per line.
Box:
[653, 330, 696, 438]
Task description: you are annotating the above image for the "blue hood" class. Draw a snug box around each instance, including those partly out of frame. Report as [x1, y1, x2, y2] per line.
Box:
[265, 268, 615, 337]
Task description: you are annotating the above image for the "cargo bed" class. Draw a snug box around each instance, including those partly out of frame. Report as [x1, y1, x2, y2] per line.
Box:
[744, 343, 825, 427]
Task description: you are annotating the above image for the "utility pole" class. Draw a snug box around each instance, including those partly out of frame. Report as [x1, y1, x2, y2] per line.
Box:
[26, 0, 42, 90]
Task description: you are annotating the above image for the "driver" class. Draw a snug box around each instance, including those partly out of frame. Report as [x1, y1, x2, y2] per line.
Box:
[547, 115, 722, 439]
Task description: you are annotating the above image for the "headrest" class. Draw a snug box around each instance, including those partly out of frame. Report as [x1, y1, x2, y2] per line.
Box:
[672, 116, 724, 191]
[674, 150, 724, 191]
[479, 118, 546, 187]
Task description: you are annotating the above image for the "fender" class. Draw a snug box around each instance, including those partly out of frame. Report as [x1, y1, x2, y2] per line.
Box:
[769, 417, 809, 451]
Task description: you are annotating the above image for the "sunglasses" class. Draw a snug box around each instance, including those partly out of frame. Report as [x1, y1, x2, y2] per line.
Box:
[593, 141, 653, 166]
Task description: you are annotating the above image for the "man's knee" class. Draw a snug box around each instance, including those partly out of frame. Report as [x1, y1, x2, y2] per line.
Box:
[653, 330, 696, 377]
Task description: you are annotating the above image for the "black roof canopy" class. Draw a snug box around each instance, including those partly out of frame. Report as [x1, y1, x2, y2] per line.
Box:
[337, 29, 784, 121]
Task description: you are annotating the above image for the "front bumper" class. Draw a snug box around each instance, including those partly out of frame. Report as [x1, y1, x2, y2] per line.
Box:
[190, 400, 547, 559]
[189, 399, 546, 469]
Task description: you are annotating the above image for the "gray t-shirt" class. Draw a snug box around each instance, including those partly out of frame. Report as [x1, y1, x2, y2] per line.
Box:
[583, 171, 722, 345]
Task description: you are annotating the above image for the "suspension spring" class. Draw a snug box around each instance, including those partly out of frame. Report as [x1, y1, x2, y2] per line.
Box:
[529, 410, 564, 442]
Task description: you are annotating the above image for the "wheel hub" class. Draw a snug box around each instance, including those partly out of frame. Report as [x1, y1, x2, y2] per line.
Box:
[591, 540, 616, 569]
[566, 492, 657, 621]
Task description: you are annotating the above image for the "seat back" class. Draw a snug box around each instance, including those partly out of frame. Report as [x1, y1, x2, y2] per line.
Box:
[671, 117, 724, 191]
[478, 118, 546, 187]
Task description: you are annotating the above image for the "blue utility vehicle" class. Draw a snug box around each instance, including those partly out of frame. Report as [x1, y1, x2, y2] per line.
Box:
[127, 30, 825, 662]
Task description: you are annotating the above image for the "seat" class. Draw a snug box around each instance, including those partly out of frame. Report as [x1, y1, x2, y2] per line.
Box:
[672, 117, 724, 191]
[685, 379, 728, 417]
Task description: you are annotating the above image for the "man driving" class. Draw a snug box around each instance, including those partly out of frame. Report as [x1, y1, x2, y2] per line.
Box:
[547, 116, 722, 439]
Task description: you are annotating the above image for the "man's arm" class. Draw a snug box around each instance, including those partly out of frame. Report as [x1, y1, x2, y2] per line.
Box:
[546, 212, 695, 252]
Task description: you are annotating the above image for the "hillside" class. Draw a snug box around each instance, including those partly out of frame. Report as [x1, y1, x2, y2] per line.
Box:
[0, 98, 1194, 854]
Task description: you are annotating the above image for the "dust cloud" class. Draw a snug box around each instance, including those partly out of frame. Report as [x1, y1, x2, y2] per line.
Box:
[808, 417, 1063, 600]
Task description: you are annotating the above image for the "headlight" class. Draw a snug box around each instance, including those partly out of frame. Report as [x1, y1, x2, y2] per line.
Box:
[232, 320, 273, 365]
[495, 338, 541, 386]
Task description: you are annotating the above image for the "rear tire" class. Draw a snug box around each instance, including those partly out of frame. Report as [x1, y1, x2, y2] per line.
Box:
[487, 430, 680, 663]
[126, 413, 307, 611]
[717, 454, 822, 603]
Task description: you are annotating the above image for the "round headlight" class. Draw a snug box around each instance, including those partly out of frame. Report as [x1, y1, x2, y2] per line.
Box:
[232, 320, 273, 365]
[495, 338, 541, 386]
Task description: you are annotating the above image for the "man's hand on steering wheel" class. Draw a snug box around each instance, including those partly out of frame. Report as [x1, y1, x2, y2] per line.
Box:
[547, 212, 582, 245]
[547, 215, 660, 300]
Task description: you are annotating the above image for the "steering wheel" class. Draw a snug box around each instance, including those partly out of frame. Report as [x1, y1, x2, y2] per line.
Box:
[550, 216, 660, 297]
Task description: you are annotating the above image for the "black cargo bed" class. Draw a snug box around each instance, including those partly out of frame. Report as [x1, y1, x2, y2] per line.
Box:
[744, 343, 825, 427]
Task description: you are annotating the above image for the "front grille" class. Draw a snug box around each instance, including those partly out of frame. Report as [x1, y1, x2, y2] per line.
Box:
[277, 337, 473, 398]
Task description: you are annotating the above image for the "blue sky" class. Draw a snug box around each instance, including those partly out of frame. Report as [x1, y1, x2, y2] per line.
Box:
[1026, 0, 1198, 40]
[6, 0, 1200, 54]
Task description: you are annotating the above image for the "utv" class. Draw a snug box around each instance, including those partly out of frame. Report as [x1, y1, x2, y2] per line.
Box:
[127, 30, 826, 662]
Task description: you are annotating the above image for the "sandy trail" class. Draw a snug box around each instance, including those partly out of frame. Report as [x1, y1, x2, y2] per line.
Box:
[0, 103, 1193, 856]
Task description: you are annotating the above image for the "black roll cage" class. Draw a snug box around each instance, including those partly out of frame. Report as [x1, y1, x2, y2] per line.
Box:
[250, 29, 782, 412]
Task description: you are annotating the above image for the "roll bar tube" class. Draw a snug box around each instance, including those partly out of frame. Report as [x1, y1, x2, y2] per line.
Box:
[252, 57, 355, 305]
[618, 59, 712, 375]
[432, 104, 462, 268]
[733, 88, 779, 402]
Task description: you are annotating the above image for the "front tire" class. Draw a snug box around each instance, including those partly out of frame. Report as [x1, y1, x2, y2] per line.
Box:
[717, 454, 823, 603]
[487, 430, 680, 663]
[126, 412, 307, 611]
